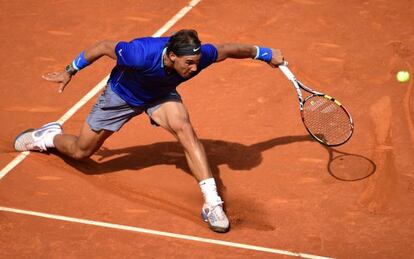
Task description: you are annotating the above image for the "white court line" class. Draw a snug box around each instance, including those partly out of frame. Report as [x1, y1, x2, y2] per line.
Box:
[0, 206, 334, 259]
[0, 0, 202, 180]
[0, 152, 29, 180]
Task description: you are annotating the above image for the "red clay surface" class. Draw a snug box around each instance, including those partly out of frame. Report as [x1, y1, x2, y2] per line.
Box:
[1, 0, 413, 258]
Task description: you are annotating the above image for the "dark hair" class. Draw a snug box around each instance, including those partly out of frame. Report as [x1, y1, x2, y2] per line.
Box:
[165, 29, 201, 56]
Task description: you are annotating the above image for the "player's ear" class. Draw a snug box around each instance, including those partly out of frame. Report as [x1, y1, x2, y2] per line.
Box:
[169, 52, 178, 62]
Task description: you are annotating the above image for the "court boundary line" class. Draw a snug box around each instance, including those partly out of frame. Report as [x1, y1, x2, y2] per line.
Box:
[0, 0, 202, 180]
[0, 206, 334, 259]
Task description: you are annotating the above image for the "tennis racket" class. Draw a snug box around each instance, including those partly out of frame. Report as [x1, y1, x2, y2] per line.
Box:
[279, 61, 354, 146]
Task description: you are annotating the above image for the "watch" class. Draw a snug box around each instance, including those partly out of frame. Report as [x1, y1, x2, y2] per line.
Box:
[65, 64, 78, 76]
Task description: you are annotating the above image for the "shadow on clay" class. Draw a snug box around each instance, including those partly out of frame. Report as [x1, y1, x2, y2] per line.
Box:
[52, 135, 312, 231]
[55, 135, 314, 193]
[51, 135, 377, 231]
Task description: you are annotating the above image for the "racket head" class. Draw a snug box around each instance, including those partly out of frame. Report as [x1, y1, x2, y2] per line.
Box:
[301, 94, 354, 146]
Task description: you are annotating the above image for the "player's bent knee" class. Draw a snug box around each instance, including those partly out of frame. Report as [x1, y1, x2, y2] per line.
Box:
[170, 120, 193, 136]
[173, 122, 199, 146]
[72, 149, 95, 160]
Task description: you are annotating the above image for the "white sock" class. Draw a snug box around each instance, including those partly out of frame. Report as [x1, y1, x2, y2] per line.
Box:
[199, 178, 223, 206]
[43, 132, 61, 148]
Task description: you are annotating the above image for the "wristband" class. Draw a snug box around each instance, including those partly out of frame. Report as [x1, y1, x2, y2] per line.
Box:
[72, 51, 90, 71]
[254, 46, 272, 63]
[65, 64, 77, 76]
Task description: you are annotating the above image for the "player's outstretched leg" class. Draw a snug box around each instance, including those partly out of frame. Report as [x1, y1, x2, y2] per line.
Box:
[14, 122, 62, 152]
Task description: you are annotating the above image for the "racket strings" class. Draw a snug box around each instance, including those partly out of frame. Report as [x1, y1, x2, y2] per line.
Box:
[303, 96, 352, 145]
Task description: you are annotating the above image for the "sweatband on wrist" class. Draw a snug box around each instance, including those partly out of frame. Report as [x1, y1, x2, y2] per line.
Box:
[72, 51, 90, 71]
[253, 46, 272, 63]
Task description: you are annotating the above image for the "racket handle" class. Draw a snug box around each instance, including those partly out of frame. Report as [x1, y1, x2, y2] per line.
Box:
[279, 61, 296, 81]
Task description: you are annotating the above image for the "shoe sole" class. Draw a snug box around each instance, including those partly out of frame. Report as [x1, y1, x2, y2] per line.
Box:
[14, 128, 35, 151]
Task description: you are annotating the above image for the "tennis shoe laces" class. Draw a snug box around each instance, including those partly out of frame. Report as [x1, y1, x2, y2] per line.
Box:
[201, 201, 230, 233]
[14, 122, 62, 152]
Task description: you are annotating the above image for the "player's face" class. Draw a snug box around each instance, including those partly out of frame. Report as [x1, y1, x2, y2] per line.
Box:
[171, 54, 201, 78]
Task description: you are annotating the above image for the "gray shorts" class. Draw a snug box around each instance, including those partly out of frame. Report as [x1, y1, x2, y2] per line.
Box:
[86, 85, 182, 132]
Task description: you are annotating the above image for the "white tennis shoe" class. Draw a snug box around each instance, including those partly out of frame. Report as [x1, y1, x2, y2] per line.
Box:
[201, 202, 230, 233]
[14, 122, 62, 152]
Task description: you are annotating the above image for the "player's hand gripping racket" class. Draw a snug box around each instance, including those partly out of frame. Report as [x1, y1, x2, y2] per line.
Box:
[279, 61, 354, 146]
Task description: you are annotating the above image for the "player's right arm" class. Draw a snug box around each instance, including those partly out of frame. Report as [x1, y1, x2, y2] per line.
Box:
[42, 40, 117, 93]
[214, 43, 284, 68]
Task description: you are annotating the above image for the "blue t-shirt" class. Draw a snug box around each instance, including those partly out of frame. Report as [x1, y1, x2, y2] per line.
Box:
[108, 36, 218, 107]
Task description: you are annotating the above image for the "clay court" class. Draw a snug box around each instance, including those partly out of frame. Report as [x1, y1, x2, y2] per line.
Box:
[1, 0, 413, 258]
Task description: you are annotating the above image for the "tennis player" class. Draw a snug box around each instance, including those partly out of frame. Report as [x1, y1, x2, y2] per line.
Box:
[14, 29, 284, 233]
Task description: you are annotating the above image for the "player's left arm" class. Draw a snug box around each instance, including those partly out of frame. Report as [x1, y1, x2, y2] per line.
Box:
[214, 43, 284, 67]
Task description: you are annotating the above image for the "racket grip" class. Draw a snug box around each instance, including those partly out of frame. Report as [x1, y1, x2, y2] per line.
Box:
[279, 61, 296, 81]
